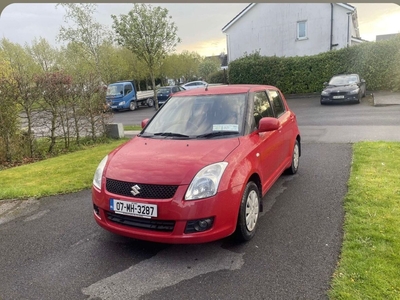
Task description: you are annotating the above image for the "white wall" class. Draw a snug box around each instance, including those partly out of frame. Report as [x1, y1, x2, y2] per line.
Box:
[225, 3, 354, 62]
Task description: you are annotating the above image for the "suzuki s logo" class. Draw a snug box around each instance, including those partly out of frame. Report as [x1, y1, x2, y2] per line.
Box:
[130, 184, 141, 196]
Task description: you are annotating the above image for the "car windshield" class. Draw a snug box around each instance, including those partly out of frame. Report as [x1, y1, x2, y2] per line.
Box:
[142, 93, 246, 138]
[329, 75, 358, 86]
[158, 88, 171, 94]
[106, 84, 123, 96]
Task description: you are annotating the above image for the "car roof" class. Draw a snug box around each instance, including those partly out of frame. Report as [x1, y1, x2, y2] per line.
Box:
[172, 84, 278, 96]
[332, 73, 358, 77]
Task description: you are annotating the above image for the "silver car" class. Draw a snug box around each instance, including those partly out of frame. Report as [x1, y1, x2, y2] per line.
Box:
[180, 80, 208, 90]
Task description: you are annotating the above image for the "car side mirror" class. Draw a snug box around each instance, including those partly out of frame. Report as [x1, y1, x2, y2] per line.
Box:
[141, 118, 149, 129]
[258, 117, 280, 133]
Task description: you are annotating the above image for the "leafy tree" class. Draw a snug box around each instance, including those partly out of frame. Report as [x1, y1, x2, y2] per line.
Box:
[57, 3, 112, 83]
[1, 38, 42, 157]
[111, 3, 181, 109]
[160, 51, 202, 85]
[0, 55, 19, 163]
[198, 57, 221, 81]
[28, 37, 58, 73]
[179, 51, 202, 82]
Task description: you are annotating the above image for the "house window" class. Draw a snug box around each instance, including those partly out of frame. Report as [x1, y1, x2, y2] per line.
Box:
[297, 21, 307, 40]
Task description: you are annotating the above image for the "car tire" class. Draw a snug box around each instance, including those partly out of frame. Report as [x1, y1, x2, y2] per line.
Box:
[285, 139, 300, 175]
[234, 181, 260, 242]
[129, 101, 137, 111]
[147, 98, 154, 107]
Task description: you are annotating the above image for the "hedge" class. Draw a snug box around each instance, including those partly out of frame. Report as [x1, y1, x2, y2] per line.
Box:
[227, 36, 400, 94]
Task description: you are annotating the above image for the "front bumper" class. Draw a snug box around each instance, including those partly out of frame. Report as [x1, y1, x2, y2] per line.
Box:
[320, 94, 359, 104]
[92, 184, 241, 244]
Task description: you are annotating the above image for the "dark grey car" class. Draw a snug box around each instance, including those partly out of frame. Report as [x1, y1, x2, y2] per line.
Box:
[157, 86, 186, 107]
[320, 74, 366, 105]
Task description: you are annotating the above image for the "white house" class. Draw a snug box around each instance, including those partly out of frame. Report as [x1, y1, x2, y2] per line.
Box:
[222, 3, 364, 63]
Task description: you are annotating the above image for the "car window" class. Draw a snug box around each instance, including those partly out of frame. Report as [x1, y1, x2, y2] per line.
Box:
[143, 94, 246, 137]
[267, 90, 285, 117]
[253, 91, 274, 127]
[124, 84, 132, 95]
[158, 88, 171, 94]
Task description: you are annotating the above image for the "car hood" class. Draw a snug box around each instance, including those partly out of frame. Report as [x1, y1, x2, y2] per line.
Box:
[323, 84, 359, 93]
[105, 137, 240, 185]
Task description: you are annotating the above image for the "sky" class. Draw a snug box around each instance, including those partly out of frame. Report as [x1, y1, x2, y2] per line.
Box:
[0, 2, 399, 57]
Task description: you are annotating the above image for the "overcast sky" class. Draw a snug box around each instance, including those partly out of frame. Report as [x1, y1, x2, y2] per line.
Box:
[0, 3, 399, 57]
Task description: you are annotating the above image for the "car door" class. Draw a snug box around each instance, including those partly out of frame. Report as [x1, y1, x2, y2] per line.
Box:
[252, 90, 285, 190]
[267, 89, 294, 170]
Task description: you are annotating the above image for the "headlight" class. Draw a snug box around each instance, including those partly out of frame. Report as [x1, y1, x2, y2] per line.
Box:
[321, 90, 329, 96]
[185, 162, 228, 200]
[348, 88, 359, 95]
[93, 155, 108, 190]
[119, 101, 125, 105]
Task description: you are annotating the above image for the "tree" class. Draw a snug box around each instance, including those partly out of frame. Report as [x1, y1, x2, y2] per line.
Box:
[111, 4, 181, 109]
[198, 57, 221, 82]
[161, 51, 202, 84]
[1, 38, 42, 158]
[0, 55, 19, 163]
[28, 37, 58, 73]
[179, 51, 202, 82]
[57, 3, 112, 83]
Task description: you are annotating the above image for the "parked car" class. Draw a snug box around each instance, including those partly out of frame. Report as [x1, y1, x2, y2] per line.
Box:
[92, 84, 301, 244]
[320, 73, 366, 105]
[156, 85, 186, 107]
[180, 80, 208, 90]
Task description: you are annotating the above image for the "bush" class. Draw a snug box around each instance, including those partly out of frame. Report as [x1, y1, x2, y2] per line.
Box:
[228, 37, 400, 94]
[208, 69, 228, 84]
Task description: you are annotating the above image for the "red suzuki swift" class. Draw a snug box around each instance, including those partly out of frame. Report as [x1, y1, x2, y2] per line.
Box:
[92, 84, 301, 244]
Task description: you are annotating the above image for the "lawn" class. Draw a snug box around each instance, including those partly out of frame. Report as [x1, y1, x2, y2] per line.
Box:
[0, 140, 399, 298]
[328, 142, 400, 299]
[0, 139, 128, 199]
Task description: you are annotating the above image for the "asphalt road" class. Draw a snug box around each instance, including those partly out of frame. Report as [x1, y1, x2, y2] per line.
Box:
[1, 96, 399, 300]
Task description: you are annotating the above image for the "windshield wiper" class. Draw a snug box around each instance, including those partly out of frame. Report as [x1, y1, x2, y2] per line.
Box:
[153, 132, 190, 138]
[196, 131, 239, 139]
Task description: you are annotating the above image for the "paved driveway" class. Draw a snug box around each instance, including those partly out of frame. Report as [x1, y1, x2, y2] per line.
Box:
[1, 96, 399, 300]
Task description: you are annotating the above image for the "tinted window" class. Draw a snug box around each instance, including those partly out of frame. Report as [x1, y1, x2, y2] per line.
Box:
[267, 90, 285, 117]
[253, 91, 274, 127]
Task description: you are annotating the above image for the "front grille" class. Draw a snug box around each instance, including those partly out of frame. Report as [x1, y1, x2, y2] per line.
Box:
[106, 211, 175, 232]
[106, 178, 178, 199]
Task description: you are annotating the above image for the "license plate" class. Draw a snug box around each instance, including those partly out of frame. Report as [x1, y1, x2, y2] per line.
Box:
[110, 199, 157, 218]
[111, 105, 117, 108]
[333, 95, 345, 99]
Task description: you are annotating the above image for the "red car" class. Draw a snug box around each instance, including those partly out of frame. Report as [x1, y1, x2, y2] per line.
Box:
[92, 84, 301, 244]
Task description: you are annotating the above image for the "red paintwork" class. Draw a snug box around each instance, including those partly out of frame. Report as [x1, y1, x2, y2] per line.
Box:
[92, 84, 300, 244]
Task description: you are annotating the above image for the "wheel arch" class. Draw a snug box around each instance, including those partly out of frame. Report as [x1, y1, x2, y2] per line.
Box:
[247, 173, 263, 212]
[296, 135, 301, 157]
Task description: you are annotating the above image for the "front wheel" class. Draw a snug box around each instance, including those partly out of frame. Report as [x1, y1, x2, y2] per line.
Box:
[234, 182, 260, 242]
[129, 101, 137, 111]
[285, 139, 300, 175]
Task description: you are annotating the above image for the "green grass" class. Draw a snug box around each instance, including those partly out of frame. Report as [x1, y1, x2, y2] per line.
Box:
[124, 125, 142, 131]
[329, 142, 400, 299]
[1, 140, 400, 299]
[0, 139, 128, 200]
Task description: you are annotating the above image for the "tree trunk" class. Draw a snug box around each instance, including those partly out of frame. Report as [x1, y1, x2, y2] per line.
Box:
[151, 72, 158, 110]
